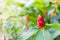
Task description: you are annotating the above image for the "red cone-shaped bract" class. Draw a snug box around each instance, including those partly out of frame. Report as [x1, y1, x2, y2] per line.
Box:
[37, 15, 45, 29]
[26, 15, 29, 23]
[25, 14, 29, 30]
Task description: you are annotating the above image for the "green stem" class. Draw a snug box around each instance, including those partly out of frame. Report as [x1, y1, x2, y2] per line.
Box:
[42, 29, 45, 40]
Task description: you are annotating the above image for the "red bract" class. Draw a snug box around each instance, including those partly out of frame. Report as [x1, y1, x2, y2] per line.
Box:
[25, 14, 29, 30]
[26, 15, 29, 23]
[37, 15, 45, 29]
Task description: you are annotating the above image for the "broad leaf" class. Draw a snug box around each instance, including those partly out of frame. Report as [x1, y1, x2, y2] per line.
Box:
[36, 30, 52, 40]
[52, 31, 60, 39]
[46, 24, 60, 30]
[18, 28, 38, 40]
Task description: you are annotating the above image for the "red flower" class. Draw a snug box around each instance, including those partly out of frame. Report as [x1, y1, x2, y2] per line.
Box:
[26, 15, 29, 23]
[37, 15, 45, 29]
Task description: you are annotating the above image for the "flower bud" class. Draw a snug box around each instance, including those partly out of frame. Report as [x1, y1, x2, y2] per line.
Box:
[25, 14, 29, 30]
[37, 15, 45, 29]
[26, 15, 29, 23]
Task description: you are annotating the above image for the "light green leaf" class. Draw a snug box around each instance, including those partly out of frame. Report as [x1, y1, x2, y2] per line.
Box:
[18, 28, 38, 40]
[4, 0, 14, 2]
[36, 30, 52, 40]
[52, 31, 60, 39]
[46, 24, 60, 30]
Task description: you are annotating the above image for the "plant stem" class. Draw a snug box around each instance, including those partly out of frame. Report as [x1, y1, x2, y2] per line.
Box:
[42, 29, 45, 40]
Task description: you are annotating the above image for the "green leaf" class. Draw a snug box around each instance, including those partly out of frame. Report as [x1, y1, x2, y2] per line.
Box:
[52, 31, 60, 39]
[4, 0, 14, 2]
[16, 3, 24, 7]
[46, 24, 60, 30]
[18, 28, 38, 40]
[36, 30, 52, 40]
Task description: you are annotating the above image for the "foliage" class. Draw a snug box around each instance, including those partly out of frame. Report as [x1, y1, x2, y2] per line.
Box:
[0, 0, 60, 40]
